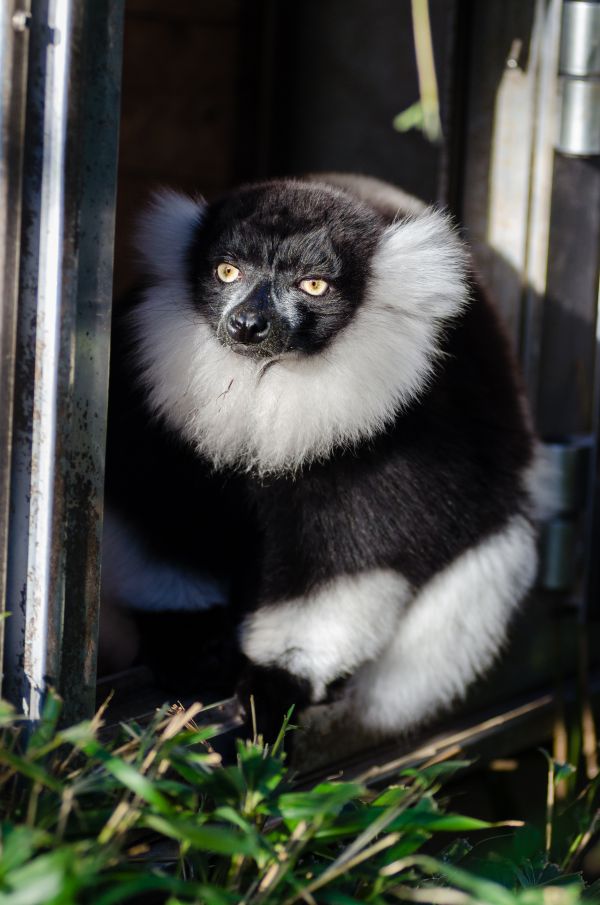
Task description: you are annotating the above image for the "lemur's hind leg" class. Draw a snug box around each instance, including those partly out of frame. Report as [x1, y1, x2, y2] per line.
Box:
[347, 515, 537, 736]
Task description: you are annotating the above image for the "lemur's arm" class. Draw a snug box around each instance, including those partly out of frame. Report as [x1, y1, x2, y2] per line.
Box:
[237, 569, 411, 739]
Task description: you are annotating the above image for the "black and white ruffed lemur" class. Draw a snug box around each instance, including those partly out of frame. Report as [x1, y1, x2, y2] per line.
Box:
[102, 173, 549, 741]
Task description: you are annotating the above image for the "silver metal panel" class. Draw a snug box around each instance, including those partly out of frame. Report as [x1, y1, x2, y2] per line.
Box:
[557, 77, 600, 155]
[543, 439, 593, 512]
[560, 0, 600, 77]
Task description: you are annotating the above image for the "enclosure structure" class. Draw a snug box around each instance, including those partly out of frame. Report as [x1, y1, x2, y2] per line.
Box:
[1, 0, 599, 768]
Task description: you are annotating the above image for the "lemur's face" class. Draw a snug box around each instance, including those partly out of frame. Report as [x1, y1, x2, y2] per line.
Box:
[186, 184, 383, 358]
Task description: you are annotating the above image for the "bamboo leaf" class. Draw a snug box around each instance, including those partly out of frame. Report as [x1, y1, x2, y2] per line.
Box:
[143, 815, 262, 857]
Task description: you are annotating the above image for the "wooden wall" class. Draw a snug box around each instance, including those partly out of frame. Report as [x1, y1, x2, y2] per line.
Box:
[113, 0, 243, 292]
[113, 0, 453, 294]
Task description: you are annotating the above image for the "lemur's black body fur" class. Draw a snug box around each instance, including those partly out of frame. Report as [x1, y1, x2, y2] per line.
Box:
[244, 294, 531, 598]
[103, 174, 540, 739]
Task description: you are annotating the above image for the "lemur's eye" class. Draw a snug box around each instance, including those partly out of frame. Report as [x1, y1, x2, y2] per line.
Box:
[299, 278, 329, 296]
[217, 262, 241, 283]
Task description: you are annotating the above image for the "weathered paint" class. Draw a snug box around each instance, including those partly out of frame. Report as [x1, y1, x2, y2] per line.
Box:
[2, 0, 123, 723]
[4, 0, 73, 721]
[0, 1, 32, 687]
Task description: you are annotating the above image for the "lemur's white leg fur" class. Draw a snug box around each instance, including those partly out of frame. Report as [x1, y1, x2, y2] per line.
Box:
[240, 570, 412, 702]
[101, 508, 228, 612]
[348, 515, 537, 734]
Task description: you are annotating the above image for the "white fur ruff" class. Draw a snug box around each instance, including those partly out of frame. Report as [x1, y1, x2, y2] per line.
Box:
[240, 570, 412, 701]
[132, 192, 469, 474]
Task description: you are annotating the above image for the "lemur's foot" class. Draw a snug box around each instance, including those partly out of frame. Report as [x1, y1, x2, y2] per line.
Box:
[235, 662, 312, 749]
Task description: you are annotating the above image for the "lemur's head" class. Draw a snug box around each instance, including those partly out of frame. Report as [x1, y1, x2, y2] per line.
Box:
[132, 178, 469, 473]
[185, 182, 382, 359]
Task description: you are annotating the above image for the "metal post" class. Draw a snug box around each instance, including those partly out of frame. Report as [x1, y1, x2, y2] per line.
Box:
[2, 0, 124, 723]
[57, 0, 125, 722]
[4, 0, 73, 721]
[0, 2, 32, 689]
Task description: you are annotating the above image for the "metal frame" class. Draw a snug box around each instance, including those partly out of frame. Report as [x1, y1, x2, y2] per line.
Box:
[4, 0, 73, 722]
[0, 2, 32, 700]
[1, 0, 124, 723]
[456, 0, 600, 619]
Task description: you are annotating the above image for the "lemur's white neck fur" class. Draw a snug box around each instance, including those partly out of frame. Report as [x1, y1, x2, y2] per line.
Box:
[131, 191, 469, 475]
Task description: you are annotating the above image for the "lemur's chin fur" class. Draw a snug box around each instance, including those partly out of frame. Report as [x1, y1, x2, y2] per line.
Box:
[103, 174, 545, 742]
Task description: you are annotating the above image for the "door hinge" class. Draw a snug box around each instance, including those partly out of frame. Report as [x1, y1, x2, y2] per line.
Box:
[537, 437, 593, 593]
[557, 0, 600, 156]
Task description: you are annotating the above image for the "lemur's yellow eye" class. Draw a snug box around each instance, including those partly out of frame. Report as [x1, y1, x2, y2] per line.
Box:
[217, 262, 241, 283]
[299, 278, 328, 296]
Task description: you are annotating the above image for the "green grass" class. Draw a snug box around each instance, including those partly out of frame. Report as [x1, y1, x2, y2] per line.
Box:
[0, 692, 599, 905]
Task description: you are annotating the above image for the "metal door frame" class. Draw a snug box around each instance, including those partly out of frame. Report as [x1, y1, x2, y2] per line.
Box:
[1, 0, 124, 724]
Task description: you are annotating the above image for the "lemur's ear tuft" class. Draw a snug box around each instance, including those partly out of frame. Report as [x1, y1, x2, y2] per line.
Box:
[134, 190, 206, 283]
[371, 208, 470, 322]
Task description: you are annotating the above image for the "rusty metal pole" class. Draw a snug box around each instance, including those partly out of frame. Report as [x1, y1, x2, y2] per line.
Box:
[2, 0, 124, 723]
[0, 2, 32, 690]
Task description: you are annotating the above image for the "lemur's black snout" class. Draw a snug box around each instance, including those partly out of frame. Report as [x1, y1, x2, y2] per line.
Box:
[226, 309, 271, 345]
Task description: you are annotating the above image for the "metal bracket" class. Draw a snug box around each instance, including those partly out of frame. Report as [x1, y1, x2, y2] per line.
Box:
[557, 0, 600, 155]
[537, 437, 593, 593]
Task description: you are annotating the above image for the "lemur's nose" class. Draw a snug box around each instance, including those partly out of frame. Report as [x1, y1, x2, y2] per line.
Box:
[226, 309, 271, 345]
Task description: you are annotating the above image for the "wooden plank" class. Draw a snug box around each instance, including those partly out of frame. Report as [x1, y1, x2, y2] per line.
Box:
[117, 17, 239, 182]
[96, 666, 243, 738]
[125, 0, 240, 25]
[113, 7, 242, 292]
[460, 0, 561, 355]
[93, 675, 589, 790]
[314, 692, 556, 788]
[299, 671, 600, 785]
[536, 155, 600, 438]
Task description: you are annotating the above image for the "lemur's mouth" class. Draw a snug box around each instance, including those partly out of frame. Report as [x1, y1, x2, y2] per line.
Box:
[226, 340, 274, 360]
[216, 318, 288, 360]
